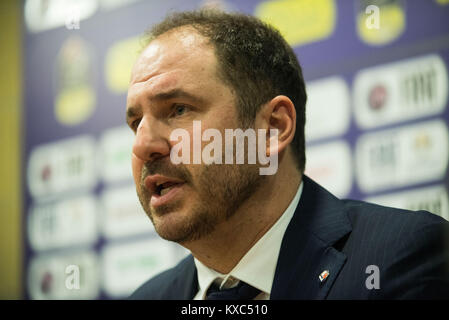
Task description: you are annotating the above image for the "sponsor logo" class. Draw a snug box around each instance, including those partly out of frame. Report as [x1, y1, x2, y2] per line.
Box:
[54, 36, 96, 126]
[28, 250, 100, 299]
[368, 84, 388, 111]
[367, 185, 449, 221]
[353, 54, 448, 129]
[255, 0, 336, 47]
[27, 135, 97, 199]
[99, 125, 134, 184]
[101, 239, 181, 298]
[305, 140, 353, 198]
[100, 185, 154, 239]
[401, 64, 445, 111]
[356, 120, 449, 193]
[305, 77, 351, 142]
[24, 0, 98, 33]
[105, 36, 142, 94]
[28, 195, 98, 251]
[356, 0, 405, 46]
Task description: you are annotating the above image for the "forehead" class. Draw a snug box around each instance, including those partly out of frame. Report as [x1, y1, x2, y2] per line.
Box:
[130, 27, 217, 86]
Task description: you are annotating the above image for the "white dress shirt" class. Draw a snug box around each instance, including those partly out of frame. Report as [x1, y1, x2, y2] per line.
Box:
[193, 181, 304, 300]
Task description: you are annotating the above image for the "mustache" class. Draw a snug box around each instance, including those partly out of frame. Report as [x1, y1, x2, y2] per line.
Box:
[140, 159, 192, 188]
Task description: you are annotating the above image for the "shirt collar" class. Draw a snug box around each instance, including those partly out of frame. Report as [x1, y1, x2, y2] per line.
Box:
[194, 181, 303, 299]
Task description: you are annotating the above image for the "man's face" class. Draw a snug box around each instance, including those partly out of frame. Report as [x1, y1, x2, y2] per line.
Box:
[126, 27, 263, 244]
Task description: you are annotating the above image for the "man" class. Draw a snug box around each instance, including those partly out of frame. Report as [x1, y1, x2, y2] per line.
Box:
[127, 9, 449, 299]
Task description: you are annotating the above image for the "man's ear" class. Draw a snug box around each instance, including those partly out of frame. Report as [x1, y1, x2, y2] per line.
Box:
[257, 95, 296, 157]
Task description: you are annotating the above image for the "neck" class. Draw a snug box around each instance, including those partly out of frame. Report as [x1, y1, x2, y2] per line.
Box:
[182, 157, 302, 274]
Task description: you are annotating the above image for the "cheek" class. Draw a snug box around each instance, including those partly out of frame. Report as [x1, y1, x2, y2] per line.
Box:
[131, 153, 143, 189]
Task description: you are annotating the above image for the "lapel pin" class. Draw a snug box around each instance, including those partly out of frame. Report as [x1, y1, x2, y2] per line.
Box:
[319, 270, 330, 282]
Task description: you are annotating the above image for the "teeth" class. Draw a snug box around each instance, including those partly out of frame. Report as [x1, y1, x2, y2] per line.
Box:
[160, 186, 173, 196]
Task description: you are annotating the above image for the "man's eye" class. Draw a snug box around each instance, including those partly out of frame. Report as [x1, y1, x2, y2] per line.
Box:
[131, 119, 141, 130]
[173, 104, 189, 117]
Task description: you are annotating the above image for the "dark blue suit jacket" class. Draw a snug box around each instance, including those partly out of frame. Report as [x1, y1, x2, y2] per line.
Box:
[130, 175, 449, 299]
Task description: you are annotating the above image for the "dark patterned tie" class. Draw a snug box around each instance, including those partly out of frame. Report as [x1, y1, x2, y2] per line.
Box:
[206, 280, 261, 300]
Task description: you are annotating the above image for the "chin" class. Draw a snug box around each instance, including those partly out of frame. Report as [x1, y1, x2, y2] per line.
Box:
[155, 208, 217, 244]
[151, 208, 193, 241]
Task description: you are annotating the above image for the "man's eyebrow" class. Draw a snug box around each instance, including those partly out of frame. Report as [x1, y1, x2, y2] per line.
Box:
[150, 88, 205, 105]
[126, 88, 205, 123]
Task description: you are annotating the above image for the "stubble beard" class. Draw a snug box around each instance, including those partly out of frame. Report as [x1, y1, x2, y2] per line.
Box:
[137, 161, 263, 244]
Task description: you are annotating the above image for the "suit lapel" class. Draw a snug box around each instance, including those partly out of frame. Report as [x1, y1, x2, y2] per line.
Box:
[271, 175, 351, 299]
[168, 255, 198, 299]
[181, 257, 198, 299]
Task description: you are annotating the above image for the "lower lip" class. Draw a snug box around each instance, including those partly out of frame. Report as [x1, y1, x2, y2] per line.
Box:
[150, 183, 185, 208]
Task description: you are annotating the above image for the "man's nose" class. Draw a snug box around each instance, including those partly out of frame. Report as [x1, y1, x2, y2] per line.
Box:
[132, 118, 170, 162]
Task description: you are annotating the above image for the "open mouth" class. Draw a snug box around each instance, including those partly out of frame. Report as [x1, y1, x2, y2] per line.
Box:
[144, 174, 186, 208]
[155, 181, 183, 196]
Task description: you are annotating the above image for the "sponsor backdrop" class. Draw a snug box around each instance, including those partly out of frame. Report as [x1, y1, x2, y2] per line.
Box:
[23, 0, 449, 299]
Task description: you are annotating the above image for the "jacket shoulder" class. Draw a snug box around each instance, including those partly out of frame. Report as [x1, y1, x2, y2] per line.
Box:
[334, 199, 449, 299]
[342, 198, 447, 228]
[340, 199, 449, 255]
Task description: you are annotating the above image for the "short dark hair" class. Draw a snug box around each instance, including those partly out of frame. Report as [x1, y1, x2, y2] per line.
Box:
[146, 9, 307, 172]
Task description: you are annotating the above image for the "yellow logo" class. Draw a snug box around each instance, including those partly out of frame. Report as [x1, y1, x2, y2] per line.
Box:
[357, 0, 406, 46]
[255, 0, 336, 47]
[54, 36, 95, 126]
[105, 36, 143, 94]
